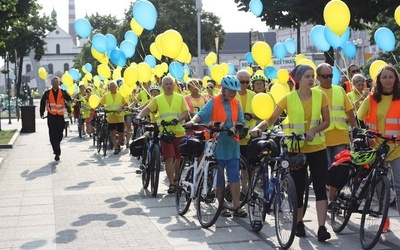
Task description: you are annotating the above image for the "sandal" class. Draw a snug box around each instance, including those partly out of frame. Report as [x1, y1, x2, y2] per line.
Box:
[113, 149, 120, 155]
[220, 208, 232, 217]
[233, 207, 248, 218]
[167, 184, 176, 194]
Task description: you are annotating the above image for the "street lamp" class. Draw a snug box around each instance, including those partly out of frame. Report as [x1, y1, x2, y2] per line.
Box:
[215, 36, 220, 64]
[1, 52, 11, 124]
[196, 0, 202, 77]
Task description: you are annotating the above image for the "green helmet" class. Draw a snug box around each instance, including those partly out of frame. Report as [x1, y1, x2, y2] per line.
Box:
[351, 149, 376, 165]
[251, 74, 266, 82]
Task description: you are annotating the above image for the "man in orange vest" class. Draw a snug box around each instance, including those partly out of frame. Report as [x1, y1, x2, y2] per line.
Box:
[40, 76, 72, 161]
[343, 64, 362, 93]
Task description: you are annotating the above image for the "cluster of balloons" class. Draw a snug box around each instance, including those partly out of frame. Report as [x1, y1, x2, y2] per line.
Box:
[273, 39, 297, 59]
[152, 29, 191, 64]
[209, 63, 235, 83]
[38, 67, 47, 80]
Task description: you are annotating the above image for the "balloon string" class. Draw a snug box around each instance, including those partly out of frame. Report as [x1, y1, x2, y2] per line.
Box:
[391, 52, 399, 65]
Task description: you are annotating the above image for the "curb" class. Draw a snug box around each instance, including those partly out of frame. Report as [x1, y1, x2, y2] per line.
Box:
[0, 130, 19, 149]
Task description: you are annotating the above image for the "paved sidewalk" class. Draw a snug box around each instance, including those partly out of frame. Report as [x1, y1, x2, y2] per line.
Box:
[0, 104, 399, 249]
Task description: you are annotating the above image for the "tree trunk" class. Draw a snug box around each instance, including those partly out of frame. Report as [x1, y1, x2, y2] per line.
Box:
[16, 56, 23, 99]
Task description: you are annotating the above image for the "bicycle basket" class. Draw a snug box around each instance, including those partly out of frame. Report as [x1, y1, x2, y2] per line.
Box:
[160, 132, 176, 143]
[351, 149, 377, 165]
[130, 135, 145, 156]
[178, 136, 205, 157]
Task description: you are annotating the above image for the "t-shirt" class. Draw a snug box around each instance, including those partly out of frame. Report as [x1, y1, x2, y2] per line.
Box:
[277, 91, 329, 153]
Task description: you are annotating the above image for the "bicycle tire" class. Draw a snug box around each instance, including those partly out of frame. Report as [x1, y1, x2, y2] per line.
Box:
[331, 178, 353, 233]
[78, 117, 83, 138]
[360, 175, 390, 250]
[274, 174, 297, 249]
[150, 144, 161, 197]
[176, 157, 193, 215]
[248, 164, 265, 232]
[102, 125, 108, 156]
[97, 128, 102, 154]
[387, 167, 397, 206]
[141, 142, 150, 189]
[196, 163, 225, 228]
[302, 169, 310, 217]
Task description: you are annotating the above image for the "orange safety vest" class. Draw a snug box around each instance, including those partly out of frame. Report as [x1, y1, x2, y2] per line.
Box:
[46, 89, 65, 116]
[365, 93, 400, 138]
[344, 80, 368, 93]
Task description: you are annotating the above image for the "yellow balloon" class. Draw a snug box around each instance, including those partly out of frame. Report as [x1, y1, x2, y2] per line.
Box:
[395, 6, 400, 26]
[270, 84, 287, 103]
[277, 69, 289, 84]
[130, 18, 143, 36]
[137, 62, 152, 82]
[202, 76, 211, 87]
[154, 64, 164, 78]
[97, 64, 111, 79]
[123, 66, 139, 88]
[176, 43, 189, 63]
[251, 93, 275, 120]
[119, 83, 133, 98]
[183, 71, 189, 83]
[185, 53, 192, 64]
[208, 52, 217, 64]
[323, 0, 350, 36]
[81, 65, 88, 74]
[210, 65, 225, 84]
[112, 70, 122, 80]
[295, 54, 307, 65]
[155, 34, 164, 56]
[161, 62, 168, 73]
[205, 55, 214, 67]
[251, 41, 272, 67]
[61, 72, 73, 86]
[91, 47, 107, 63]
[67, 85, 75, 95]
[39, 70, 47, 80]
[88, 95, 101, 109]
[246, 67, 254, 76]
[297, 58, 316, 71]
[85, 73, 92, 81]
[220, 63, 229, 75]
[150, 42, 162, 60]
[161, 29, 183, 59]
[369, 60, 387, 80]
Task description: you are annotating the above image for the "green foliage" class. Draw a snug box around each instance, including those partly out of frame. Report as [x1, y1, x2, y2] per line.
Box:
[0, 129, 17, 145]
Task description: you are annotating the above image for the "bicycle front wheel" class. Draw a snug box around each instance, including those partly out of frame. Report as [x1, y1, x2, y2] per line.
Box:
[275, 174, 297, 249]
[102, 125, 108, 156]
[97, 130, 102, 154]
[78, 117, 83, 138]
[331, 178, 353, 233]
[248, 164, 265, 232]
[360, 175, 390, 250]
[196, 163, 225, 228]
[141, 144, 150, 189]
[175, 157, 193, 215]
[150, 144, 161, 197]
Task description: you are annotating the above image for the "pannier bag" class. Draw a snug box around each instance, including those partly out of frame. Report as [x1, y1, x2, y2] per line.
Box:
[130, 135, 145, 156]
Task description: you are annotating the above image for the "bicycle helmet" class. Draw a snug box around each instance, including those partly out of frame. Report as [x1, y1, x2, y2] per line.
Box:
[351, 149, 377, 165]
[251, 74, 266, 83]
[149, 85, 160, 92]
[221, 75, 241, 91]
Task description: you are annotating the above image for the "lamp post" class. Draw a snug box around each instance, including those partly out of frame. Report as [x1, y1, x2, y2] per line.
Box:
[196, 0, 202, 77]
[215, 36, 220, 64]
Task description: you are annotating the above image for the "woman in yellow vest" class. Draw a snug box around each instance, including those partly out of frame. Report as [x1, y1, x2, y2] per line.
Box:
[358, 65, 400, 231]
[250, 64, 332, 241]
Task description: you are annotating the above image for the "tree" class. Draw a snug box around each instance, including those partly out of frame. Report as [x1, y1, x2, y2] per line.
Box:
[0, 0, 56, 99]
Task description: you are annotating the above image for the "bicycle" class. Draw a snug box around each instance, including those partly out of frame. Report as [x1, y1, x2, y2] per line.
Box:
[91, 109, 103, 146]
[96, 110, 116, 156]
[330, 129, 392, 250]
[176, 123, 241, 228]
[134, 119, 174, 197]
[247, 129, 304, 249]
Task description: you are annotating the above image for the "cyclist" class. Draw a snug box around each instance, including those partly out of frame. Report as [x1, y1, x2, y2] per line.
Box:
[123, 83, 136, 147]
[98, 81, 128, 155]
[137, 76, 189, 194]
[251, 74, 268, 93]
[250, 64, 331, 241]
[185, 75, 247, 218]
[357, 65, 400, 231]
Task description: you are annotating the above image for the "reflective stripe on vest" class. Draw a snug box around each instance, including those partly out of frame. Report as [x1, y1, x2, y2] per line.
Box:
[155, 93, 185, 133]
[323, 85, 349, 131]
[365, 94, 400, 138]
[282, 88, 325, 147]
[47, 89, 65, 115]
[236, 90, 257, 140]
[104, 92, 124, 117]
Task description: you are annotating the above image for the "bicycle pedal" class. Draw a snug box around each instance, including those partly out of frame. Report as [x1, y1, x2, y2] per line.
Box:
[135, 170, 142, 174]
[251, 220, 263, 230]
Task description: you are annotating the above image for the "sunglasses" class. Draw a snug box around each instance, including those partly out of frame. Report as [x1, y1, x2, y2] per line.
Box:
[318, 74, 334, 79]
[351, 69, 361, 73]
[240, 80, 250, 84]
[207, 86, 214, 89]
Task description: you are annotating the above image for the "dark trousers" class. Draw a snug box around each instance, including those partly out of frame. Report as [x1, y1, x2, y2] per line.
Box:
[47, 114, 65, 156]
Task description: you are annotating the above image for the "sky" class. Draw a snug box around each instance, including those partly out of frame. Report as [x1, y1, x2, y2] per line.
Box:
[37, 0, 269, 33]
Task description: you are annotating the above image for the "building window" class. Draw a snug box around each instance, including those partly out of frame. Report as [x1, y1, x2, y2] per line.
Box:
[26, 64, 31, 73]
[64, 63, 69, 72]
[56, 44, 60, 54]
[48, 64, 53, 74]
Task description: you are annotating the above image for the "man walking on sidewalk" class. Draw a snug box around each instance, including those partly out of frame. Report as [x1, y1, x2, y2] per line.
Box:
[40, 76, 71, 161]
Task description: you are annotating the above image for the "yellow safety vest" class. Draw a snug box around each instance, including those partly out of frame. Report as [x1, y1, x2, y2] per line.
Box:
[104, 92, 124, 117]
[236, 90, 257, 141]
[282, 88, 325, 147]
[139, 90, 149, 105]
[322, 85, 348, 131]
[155, 93, 185, 134]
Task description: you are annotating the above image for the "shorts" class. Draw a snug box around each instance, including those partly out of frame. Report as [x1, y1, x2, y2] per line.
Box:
[161, 136, 184, 159]
[108, 122, 124, 133]
[124, 114, 133, 123]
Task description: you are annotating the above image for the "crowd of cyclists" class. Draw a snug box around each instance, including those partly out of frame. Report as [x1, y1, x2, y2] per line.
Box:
[60, 62, 400, 248]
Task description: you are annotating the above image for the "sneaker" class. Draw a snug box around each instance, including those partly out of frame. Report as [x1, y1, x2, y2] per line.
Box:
[54, 155, 60, 161]
[382, 218, 390, 233]
[317, 226, 331, 242]
[296, 221, 306, 237]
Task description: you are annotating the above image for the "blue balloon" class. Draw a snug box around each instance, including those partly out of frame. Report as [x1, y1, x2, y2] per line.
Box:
[284, 38, 296, 54]
[228, 63, 235, 75]
[110, 48, 127, 67]
[332, 66, 341, 85]
[324, 26, 349, 49]
[374, 27, 396, 52]
[249, 0, 263, 17]
[124, 31, 138, 47]
[120, 40, 136, 59]
[264, 66, 277, 79]
[343, 41, 356, 58]
[144, 55, 156, 68]
[273, 42, 287, 59]
[169, 62, 184, 80]
[105, 34, 117, 51]
[92, 34, 108, 54]
[69, 68, 80, 81]
[310, 25, 330, 52]
[132, 0, 157, 31]
[183, 65, 190, 74]
[74, 18, 92, 38]
[74, 85, 78, 93]
[84, 63, 92, 73]
[60, 84, 68, 91]
[245, 52, 254, 64]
